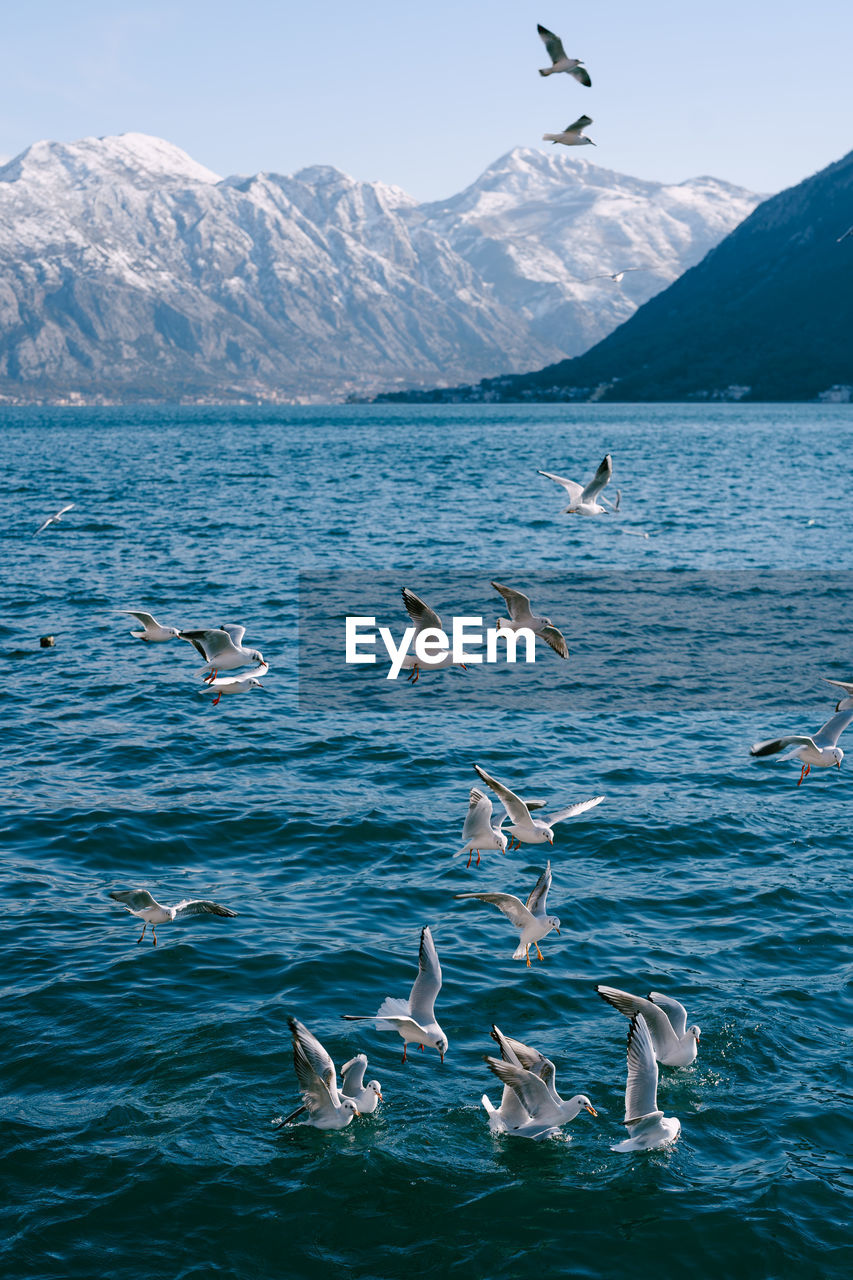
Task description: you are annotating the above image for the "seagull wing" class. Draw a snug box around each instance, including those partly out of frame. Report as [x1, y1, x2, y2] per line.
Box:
[537, 470, 584, 505]
[473, 764, 533, 827]
[581, 454, 612, 503]
[524, 862, 551, 916]
[460, 787, 496, 844]
[179, 629, 237, 660]
[750, 734, 816, 757]
[340, 1053, 368, 1095]
[569, 65, 592, 87]
[565, 115, 593, 135]
[826, 678, 853, 695]
[484, 1056, 556, 1121]
[538, 624, 569, 659]
[173, 899, 238, 917]
[537, 23, 566, 64]
[289, 1017, 341, 1112]
[624, 1015, 662, 1125]
[401, 587, 442, 633]
[545, 795, 605, 825]
[409, 925, 442, 1024]
[813, 709, 853, 747]
[491, 1026, 554, 1079]
[218, 624, 246, 646]
[121, 610, 158, 628]
[648, 992, 688, 1039]
[490, 581, 531, 621]
[454, 891, 534, 930]
[109, 889, 159, 911]
[596, 986, 681, 1058]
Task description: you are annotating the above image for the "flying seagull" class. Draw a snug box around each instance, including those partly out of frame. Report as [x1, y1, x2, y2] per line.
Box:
[179, 624, 265, 679]
[536, 24, 591, 85]
[538, 453, 614, 515]
[750, 708, 853, 785]
[109, 889, 237, 945]
[454, 786, 509, 867]
[490, 581, 569, 659]
[398, 588, 465, 682]
[543, 115, 595, 147]
[120, 610, 180, 642]
[580, 268, 649, 284]
[276, 1019, 361, 1131]
[34, 503, 74, 535]
[342, 926, 448, 1063]
[482, 1026, 597, 1140]
[596, 985, 700, 1066]
[455, 861, 560, 966]
[204, 664, 268, 706]
[473, 763, 604, 848]
[612, 1014, 681, 1153]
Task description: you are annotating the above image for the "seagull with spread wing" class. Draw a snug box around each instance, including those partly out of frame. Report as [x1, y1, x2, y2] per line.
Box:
[750, 708, 853, 785]
[275, 1019, 361, 1131]
[543, 115, 595, 147]
[453, 786, 509, 867]
[179, 623, 265, 680]
[536, 24, 591, 85]
[596, 985, 700, 1066]
[455, 861, 560, 966]
[580, 268, 649, 284]
[473, 763, 604, 848]
[490, 580, 569, 659]
[34, 503, 74, 535]
[120, 610, 180, 642]
[342, 926, 448, 1063]
[482, 1023, 597, 1141]
[397, 587, 465, 682]
[109, 889, 237, 945]
[538, 453, 614, 515]
[612, 1015, 681, 1152]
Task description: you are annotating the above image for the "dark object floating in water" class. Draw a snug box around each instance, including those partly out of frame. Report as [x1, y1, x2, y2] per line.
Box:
[40, 635, 55, 647]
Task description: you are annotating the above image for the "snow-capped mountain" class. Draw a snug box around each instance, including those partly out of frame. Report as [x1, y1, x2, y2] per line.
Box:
[0, 133, 761, 402]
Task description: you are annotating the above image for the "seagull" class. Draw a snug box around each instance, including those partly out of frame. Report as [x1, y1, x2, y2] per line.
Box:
[482, 1025, 557, 1133]
[204, 663, 268, 706]
[612, 1014, 681, 1153]
[490, 581, 569, 659]
[340, 1054, 384, 1114]
[543, 115, 595, 147]
[275, 1019, 361, 1131]
[453, 786, 509, 867]
[538, 453, 613, 515]
[34, 503, 74, 535]
[825, 679, 853, 712]
[455, 861, 560, 966]
[398, 588, 466, 682]
[120, 610, 180, 642]
[580, 268, 649, 284]
[342, 926, 448, 1063]
[482, 1027, 597, 1140]
[473, 763, 604, 848]
[109, 889, 237, 945]
[179, 624, 265, 680]
[596, 985, 700, 1066]
[750, 708, 853, 785]
[536, 24, 591, 84]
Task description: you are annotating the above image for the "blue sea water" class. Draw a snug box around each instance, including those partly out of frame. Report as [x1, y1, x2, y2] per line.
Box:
[1, 403, 851, 1280]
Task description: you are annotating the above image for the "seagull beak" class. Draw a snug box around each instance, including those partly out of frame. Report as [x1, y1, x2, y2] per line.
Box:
[554, 926, 561, 935]
[354, 1109, 361, 1117]
[439, 1050, 445, 1063]
[377, 1093, 384, 1102]
[585, 1104, 598, 1116]
[837, 758, 841, 768]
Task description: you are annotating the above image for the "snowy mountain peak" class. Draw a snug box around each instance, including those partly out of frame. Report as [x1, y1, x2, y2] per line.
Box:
[0, 132, 220, 189]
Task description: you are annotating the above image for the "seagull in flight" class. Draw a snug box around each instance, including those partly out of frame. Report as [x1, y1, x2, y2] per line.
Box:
[204, 663, 268, 706]
[180, 624, 265, 680]
[580, 268, 649, 284]
[276, 1019, 361, 1131]
[398, 588, 466, 682]
[543, 115, 595, 147]
[596, 985, 700, 1066]
[612, 1015, 681, 1153]
[342, 926, 448, 1063]
[120, 610, 180, 642]
[454, 786, 509, 867]
[824, 678, 853, 712]
[482, 1024, 597, 1140]
[34, 503, 74, 535]
[473, 763, 604, 848]
[490, 581, 569, 659]
[455, 861, 560, 966]
[538, 453, 614, 515]
[536, 24, 591, 85]
[750, 708, 853, 785]
[109, 889, 237, 945]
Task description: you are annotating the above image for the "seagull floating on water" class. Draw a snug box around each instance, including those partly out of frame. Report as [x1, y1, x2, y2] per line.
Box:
[276, 1019, 361, 1131]
[34, 503, 74, 535]
[482, 1025, 562, 1134]
[204, 663, 268, 706]
[275, 1049, 381, 1126]
[342, 925, 448, 1063]
[750, 708, 853, 785]
[490, 581, 569, 659]
[538, 454, 614, 515]
[536, 24, 591, 85]
[612, 1014, 681, 1153]
[473, 763, 604, 848]
[121, 610, 180, 642]
[180, 624, 265, 679]
[455, 860, 560, 966]
[543, 115, 595, 147]
[596, 985, 700, 1066]
[109, 889, 237, 945]
[454, 786, 509, 867]
[482, 1024, 597, 1141]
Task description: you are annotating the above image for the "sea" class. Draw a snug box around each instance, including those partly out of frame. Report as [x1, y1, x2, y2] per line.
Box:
[1, 403, 851, 1280]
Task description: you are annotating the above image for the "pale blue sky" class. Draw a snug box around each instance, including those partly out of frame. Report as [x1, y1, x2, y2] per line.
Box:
[1, 1, 850, 199]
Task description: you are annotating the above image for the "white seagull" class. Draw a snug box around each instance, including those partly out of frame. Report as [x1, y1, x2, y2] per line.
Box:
[580, 268, 649, 284]
[398, 587, 465, 682]
[543, 115, 595, 147]
[342, 926, 448, 1063]
[109, 889, 237, 945]
[824, 678, 853, 712]
[453, 786, 509, 867]
[340, 1054, 384, 1114]
[750, 708, 853, 786]
[179, 624, 265, 679]
[276, 1019, 361, 1131]
[204, 663, 268, 706]
[490, 581, 569, 659]
[536, 24, 591, 85]
[538, 453, 614, 515]
[482, 1024, 596, 1138]
[596, 985, 700, 1066]
[455, 861, 561, 967]
[34, 503, 74, 535]
[473, 763, 604, 848]
[482, 1028, 597, 1141]
[612, 1014, 681, 1153]
[120, 610, 180, 642]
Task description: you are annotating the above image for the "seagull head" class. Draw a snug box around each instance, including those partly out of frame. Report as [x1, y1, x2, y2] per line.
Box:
[342, 1098, 360, 1119]
[250, 648, 265, 665]
[689, 1025, 701, 1042]
[547, 915, 561, 936]
[834, 747, 844, 768]
[369, 1081, 383, 1101]
[572, 1095, 598, 1117]
[435, 1036, 448, 1062]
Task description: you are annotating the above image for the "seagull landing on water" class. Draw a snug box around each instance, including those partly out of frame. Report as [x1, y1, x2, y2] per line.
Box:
[275, 1019, 361, 1131]
[490, 581, 569, 659]
[121, 610, 180, 642]
[109, 889, 237, 945]
[612, 1014, 681, 1153]
[482, 1024, 597, 1141]
[750, 708, 853, 785]
[453, 786, 509, 867]
[538, 453, 614, 515]
[342, 926, 448, 1063]
[473, 763, 604, 849]
[274, 1050, 382, 1127]
[179, 624, 265, 680]
[204, 663, 268, 706]
[536, 24, 591, 85]
[543, 115, 595, 147]
[596, 985, 700, 1066]
[455, 861, 560, 967]
[34, 503, 74, 535]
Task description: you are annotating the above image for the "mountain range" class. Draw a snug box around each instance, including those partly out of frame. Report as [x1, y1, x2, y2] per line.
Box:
[0, 133, 760, 403]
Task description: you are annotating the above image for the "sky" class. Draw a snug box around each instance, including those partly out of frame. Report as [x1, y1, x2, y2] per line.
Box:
[1, 1, 851, 200]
